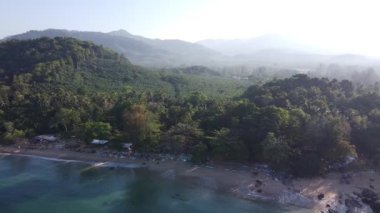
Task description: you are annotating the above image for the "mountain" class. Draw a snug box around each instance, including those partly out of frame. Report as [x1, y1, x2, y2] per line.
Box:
[198, 34, 380, 67]
[4, 29, 224, 68]
[5, 30, 380, 68]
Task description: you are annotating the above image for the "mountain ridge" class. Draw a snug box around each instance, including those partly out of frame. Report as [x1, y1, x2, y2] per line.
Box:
[4, 29, 224, 68]
[4, 29, 380, 68]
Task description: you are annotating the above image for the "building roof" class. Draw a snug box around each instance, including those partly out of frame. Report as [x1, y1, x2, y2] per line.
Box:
[122, 143, 133, 149]
[34, 135, 57, 142]
[91, 139, 109, 145]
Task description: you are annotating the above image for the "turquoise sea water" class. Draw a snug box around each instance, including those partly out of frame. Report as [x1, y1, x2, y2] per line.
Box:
[0, 154, 301, 213]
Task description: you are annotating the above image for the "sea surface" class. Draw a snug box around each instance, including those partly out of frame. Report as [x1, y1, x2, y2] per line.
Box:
[0, 154, 304, 213]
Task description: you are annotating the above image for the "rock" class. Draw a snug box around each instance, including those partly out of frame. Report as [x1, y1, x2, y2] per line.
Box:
[254, 179, 263, 188]
[328, 209, 339, 213]
[318, 193, 325, 200]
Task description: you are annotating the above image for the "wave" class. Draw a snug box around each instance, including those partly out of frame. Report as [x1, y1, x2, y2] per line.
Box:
[0, 152, 146, 169]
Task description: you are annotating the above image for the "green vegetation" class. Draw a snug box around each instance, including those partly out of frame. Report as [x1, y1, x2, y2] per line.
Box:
[2, 38, 380, 177]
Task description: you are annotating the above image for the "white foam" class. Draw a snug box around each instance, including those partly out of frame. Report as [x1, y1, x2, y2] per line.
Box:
[0, 152, 146, 169]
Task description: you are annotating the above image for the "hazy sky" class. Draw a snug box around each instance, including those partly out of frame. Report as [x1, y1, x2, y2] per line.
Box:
[1, 0, 380, 56]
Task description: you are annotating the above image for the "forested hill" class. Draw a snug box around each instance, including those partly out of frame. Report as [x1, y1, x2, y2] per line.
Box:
[2, 38, 380, 178]
[0, 37, 245, 96]
[0, 37, 168, 92]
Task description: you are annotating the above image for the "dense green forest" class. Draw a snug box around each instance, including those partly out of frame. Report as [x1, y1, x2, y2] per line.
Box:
[1, 37, 380, 177]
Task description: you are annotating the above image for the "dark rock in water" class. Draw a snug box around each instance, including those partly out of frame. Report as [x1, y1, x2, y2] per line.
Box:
[318, 193, 325, 200]
[257, 189, 262, 193]
[344, 198, 362, 209]
[171, 193, 186, 201]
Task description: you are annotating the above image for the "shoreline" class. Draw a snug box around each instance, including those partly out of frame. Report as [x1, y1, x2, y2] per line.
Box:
[0, 146, 378, 212]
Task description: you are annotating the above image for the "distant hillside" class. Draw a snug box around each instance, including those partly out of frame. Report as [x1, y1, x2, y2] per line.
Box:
[198, 34, 380, 66]
[197, 34, 317, 56]
[4, 29, 224, 68]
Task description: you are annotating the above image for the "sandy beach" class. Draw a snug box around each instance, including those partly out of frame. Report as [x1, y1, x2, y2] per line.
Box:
[0, 145, 379, 212]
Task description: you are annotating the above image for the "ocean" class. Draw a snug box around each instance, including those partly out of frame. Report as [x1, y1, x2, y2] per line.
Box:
[0, 154, 302, 213]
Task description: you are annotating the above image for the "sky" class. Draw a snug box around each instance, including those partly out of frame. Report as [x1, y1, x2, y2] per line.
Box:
[1, 0, 380, 56]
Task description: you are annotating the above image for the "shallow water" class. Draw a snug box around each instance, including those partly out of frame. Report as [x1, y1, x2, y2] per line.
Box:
[0, 155, 304, 213]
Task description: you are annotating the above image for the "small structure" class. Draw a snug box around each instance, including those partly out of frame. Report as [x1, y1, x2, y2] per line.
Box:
[122, 143, 133, 151]
[91, 139, 109, 145]
[34, 135, 58, 143]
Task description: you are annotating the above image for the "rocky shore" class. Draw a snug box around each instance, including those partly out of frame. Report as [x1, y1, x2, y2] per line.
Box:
[1, 141, 379, 213]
